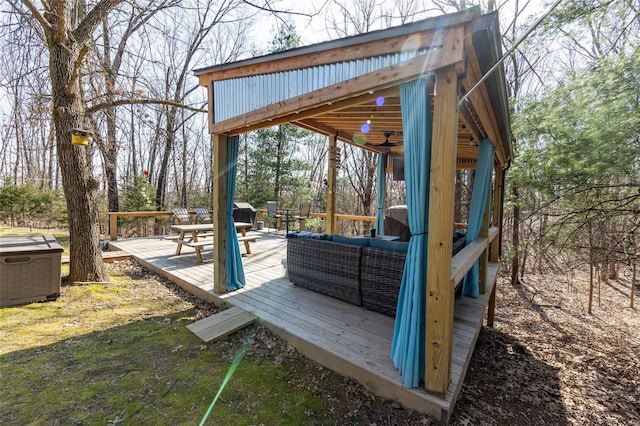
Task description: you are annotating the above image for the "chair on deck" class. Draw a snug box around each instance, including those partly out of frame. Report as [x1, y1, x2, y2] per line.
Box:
[171, 207, 193, 224]
[266, 201, 282, 232]
[293, 202, 311, 230]
[193, 207, 212, 223]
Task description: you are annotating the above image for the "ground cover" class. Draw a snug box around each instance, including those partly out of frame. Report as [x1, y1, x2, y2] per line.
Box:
[453, 269, 639, 425]
[1, 227, 637, 424]
[0, 260, 432, 425]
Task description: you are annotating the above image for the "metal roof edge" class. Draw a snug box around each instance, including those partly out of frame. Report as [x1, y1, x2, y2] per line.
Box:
[193, 7, 481, 77]
[470, 11, 514, 161]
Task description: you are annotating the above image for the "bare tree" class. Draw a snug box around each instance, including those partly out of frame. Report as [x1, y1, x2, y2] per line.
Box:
[4, 0, 133, 283]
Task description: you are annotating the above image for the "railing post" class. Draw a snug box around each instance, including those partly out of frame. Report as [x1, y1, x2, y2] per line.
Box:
[109, 213, 118, 241]
[479, 162, 493, 295]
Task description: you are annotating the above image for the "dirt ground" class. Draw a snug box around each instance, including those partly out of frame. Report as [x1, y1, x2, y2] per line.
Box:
[98, 261, 640, 424]
[451, 269, 639, 425]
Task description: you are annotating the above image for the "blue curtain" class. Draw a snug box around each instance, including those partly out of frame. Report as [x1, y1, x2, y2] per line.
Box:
[225, 135, 246, 292]
[375, 153, 386, 235]
[391, 78, 432, 388]
[462, 138, 494, 297]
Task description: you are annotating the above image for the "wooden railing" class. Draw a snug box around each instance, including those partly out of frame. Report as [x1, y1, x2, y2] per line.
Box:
[109, 210, 496, 288]
[308, 212, 376, 222]
[108, 211, 174, 241]
[450, 226, 498, 290]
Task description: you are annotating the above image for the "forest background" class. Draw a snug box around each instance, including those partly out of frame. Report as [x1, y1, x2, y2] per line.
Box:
[0, 0, 638, 300]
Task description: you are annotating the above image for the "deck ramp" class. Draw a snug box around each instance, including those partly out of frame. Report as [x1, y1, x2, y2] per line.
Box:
[187, 306, 257, 342]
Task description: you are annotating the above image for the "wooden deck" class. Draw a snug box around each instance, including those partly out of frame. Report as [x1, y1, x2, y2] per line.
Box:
[109, 231, 498, 423]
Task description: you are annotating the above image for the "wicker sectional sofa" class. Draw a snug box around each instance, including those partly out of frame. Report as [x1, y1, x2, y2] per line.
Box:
[286, 232, 466, 316]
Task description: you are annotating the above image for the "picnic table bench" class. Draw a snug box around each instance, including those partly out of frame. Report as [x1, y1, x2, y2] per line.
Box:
[167, 222, 259, 263]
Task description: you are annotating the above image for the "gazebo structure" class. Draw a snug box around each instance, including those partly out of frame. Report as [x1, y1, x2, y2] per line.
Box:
[195, 7, 512, 420]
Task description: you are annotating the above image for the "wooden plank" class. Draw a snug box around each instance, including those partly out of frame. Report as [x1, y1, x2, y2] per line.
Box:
[327, 133, 338, 234]
[108, 211, 174, 241]
[212, 133, 227, 293]
[62, 251, 131, 264]
[451, 237, 486, 287]
[425, 65, 459, 397]
[479, 161, 493, 294]
[309, 212, 376, 222]
[491, 167, 504, 262]
[237, 236, 259, 242]
[233, 90, 393, 136]
[187, 306, 256, 342]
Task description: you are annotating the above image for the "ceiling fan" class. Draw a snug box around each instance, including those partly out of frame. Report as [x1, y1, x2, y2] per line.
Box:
[353, 131, 403, 152]
[379, 131, 403, 148]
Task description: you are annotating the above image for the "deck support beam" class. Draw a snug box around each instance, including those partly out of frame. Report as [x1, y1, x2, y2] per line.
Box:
[491, 166, 504, 262]
[425, 65, 459, 396]
[326, 133, 338, 234]
[212, 133, 228, 293]
[479, 161, 493, 295]
[487, 164, 503, 327]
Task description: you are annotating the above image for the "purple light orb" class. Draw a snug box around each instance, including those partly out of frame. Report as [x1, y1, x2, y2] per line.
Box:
[376, 96, 385, 107]
[361, 123, 370, 134]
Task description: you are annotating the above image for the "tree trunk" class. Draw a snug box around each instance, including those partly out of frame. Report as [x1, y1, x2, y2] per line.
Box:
[104, 105, 120, 212]
[510, 181, 521, 286]
[588, 221, 594, 314]
[50, 42, 106, 283]
[156, 106, 176, 209]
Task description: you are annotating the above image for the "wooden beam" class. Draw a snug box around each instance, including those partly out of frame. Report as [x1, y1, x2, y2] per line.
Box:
[487, 280, 497, 327]
[210, 26, 464, 134]
[212, 133, 227, 294]
[326, 134, 338, 234]
[227, 88, 397, 136]
[450, 237, 487, 286]
[208, 81, 215, 134]
[479, 161, 493, 295]
[108, 211, 174, 241]
[490, 166, 503, 262]
[198, 27, 450, 84]
[293, 119, 354, 144]
[425, 66, 459, 397]
[460, 28, 505, 164]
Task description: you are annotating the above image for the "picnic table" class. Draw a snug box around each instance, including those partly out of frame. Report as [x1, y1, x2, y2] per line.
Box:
[168, 222, 258, 262]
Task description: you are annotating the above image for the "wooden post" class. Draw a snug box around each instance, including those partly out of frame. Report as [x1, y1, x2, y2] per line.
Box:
[479, 162, 493, 295]
[109, 213, 118, 241]
[487, 165, 502, 326]
[487, 284, 497, 327]
[490, 166, 503, 262]
[425, 66, 458, 396]
[212, 133, 228, 294]
[326, 134, 338, 234]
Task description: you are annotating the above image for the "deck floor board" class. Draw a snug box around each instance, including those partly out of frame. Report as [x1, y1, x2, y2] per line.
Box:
[109, 232, 498, 422]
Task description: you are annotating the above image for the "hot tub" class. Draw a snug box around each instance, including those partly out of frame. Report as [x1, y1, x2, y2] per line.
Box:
[0, 235, 63, 307]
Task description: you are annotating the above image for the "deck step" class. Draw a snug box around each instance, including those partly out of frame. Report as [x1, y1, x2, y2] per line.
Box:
[61, 251, 131, 264]
[187, 306, 257, 342]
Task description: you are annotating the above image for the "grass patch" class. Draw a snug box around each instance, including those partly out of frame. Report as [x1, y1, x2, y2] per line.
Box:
[0, 261, 332, 425]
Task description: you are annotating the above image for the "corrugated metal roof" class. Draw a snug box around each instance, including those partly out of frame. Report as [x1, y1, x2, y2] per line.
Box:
[214, 49, 433, 122]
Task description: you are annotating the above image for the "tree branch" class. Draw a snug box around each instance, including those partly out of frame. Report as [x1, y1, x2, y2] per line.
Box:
[11, 0, 51, 39]
[85, 98, 206, 115]
[73, 0, 125, 43]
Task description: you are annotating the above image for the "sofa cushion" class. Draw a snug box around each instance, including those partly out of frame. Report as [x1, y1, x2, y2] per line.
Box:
[370, 238, 409, 253]
[332, 235, 370, 247]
